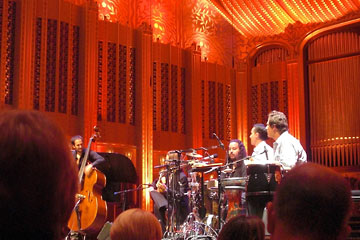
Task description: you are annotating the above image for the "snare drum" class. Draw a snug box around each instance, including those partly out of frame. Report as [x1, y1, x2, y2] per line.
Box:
[246, 163, 282, 197]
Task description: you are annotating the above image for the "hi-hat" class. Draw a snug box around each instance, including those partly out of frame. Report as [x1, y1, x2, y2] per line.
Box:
[187, 152, 203, 158]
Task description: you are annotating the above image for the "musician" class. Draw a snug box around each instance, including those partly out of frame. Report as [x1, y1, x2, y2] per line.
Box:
[266, 111, 307, 170]
[227, 139, 247, 177]
[150, 152, 190, 232]
[249, 124, 273, 163]
[247, 124, 274, 220]
[71, 135, 105, 176]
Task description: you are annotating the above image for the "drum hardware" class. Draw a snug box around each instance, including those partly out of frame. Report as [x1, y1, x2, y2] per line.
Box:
[187, 152, 203, 158]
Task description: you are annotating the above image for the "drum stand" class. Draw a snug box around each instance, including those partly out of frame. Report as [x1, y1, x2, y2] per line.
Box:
[163, 158, 184, 239]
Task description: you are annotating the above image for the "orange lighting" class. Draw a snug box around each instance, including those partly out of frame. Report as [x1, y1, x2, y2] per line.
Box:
[208, 0, 360, 36]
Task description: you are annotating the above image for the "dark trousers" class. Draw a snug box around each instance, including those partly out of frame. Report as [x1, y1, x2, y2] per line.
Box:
[246, 195, 272, 219]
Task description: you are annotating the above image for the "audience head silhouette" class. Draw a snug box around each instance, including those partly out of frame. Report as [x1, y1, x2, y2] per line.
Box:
[267, 162, 352, 240]
[110, 208, 162, 240]
[217, 215, 265, 240]
[0, 110, 78, 239]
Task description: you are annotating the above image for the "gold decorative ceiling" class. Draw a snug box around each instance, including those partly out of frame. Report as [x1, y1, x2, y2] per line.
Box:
[208, 0, 360, 36]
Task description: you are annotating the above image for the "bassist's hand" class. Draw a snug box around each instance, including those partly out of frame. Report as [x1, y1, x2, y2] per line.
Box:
[85, 164, 94, 177]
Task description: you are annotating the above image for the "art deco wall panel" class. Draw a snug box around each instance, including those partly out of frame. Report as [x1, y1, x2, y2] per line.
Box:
[152, 42, 187, 151]
[251, 47, 289, 126]
[201, 61, 235, 156]
[96, 21, 137, 147]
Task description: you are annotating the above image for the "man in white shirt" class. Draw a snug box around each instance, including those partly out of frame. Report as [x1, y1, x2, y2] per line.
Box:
[246, 123, 274, 220]
[249, 123, 274, 163]
[266, 110, 307, 170]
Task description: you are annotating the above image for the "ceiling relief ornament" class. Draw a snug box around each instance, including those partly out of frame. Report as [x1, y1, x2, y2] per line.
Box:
[192, 1, 217, 35]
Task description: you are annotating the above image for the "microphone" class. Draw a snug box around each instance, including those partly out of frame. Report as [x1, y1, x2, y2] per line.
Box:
[213, 133, 225, 150]
[264, 146, 269, 161]
[203, 153, 218, 162]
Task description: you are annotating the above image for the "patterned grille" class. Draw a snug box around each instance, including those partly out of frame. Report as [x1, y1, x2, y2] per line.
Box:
[58, 22, 69, 113]
[118, 44, 127, 123]
[33, 18, 42, 110]
[45, 19, 57, 112]
[171, 64, 178, 132]
[225, 85, 231, 140]
[217, 83, 224, 139]
[129, 47, 136, 125]
[4, 1, 16, 105]
[97, 41, 103, 121]
[180, 68, 186, 134]
[270, 81, 279, 111]
[201, 80, 205, 138]
[71, 26, 79, 115]
[107, 42, 116, 122]
[208, 81, 216, 138]
[161, 63, 169, 131]
[251, 86, 258, 125]
[283, 80, 288, 117]
[153, 62, 157, 130]
[261, 83, 268, 124]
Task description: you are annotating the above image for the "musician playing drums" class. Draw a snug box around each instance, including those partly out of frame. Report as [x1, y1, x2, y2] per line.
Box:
[249, 124, 274, 163]
[227, 139, 247, 177]
[266, 110, 307, 170]
[246, 124, 275, 219]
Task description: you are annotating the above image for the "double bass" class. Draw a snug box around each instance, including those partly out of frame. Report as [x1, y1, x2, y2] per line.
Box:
[68, 127, 107, 234]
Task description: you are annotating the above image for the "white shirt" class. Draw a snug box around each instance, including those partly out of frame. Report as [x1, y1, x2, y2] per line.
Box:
[273, 131, 307, 170]
[250, 141, 274, 164]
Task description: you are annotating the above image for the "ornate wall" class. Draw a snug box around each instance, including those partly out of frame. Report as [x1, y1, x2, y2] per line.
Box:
[1, 0, 360, 209]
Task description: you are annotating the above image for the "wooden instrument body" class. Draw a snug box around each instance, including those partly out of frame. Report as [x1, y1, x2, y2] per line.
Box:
[68, 169, 107, 234]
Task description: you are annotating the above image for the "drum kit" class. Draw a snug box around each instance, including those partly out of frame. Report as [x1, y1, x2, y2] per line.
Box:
[157, 148, 283, 240]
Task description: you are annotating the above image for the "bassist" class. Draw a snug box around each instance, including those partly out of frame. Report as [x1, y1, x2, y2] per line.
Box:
[70, 135, 105, 175]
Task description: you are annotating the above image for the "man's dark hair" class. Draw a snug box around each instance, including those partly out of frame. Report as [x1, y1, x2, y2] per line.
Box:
[274, 163, 351, 240]
[267, 110, 288, 134]
[71, 135, 83, 145]
[229, 139, 247, 159]
[253, 123, 268, 141]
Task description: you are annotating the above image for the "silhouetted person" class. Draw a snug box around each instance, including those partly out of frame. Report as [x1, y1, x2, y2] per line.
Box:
[267, 163, 352, 240]
[0, 110, 78, 239]
[110, 208, 162, 240]
[217, 215, 265, 240]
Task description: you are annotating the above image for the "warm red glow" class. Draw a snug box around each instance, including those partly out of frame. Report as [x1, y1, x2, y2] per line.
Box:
[208, 0, 360, 36]
[97, 0, 118, 22]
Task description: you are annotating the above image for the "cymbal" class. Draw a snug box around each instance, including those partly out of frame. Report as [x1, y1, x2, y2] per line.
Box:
[187, 152, 203, 158]
[221, 167, 234, 174]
